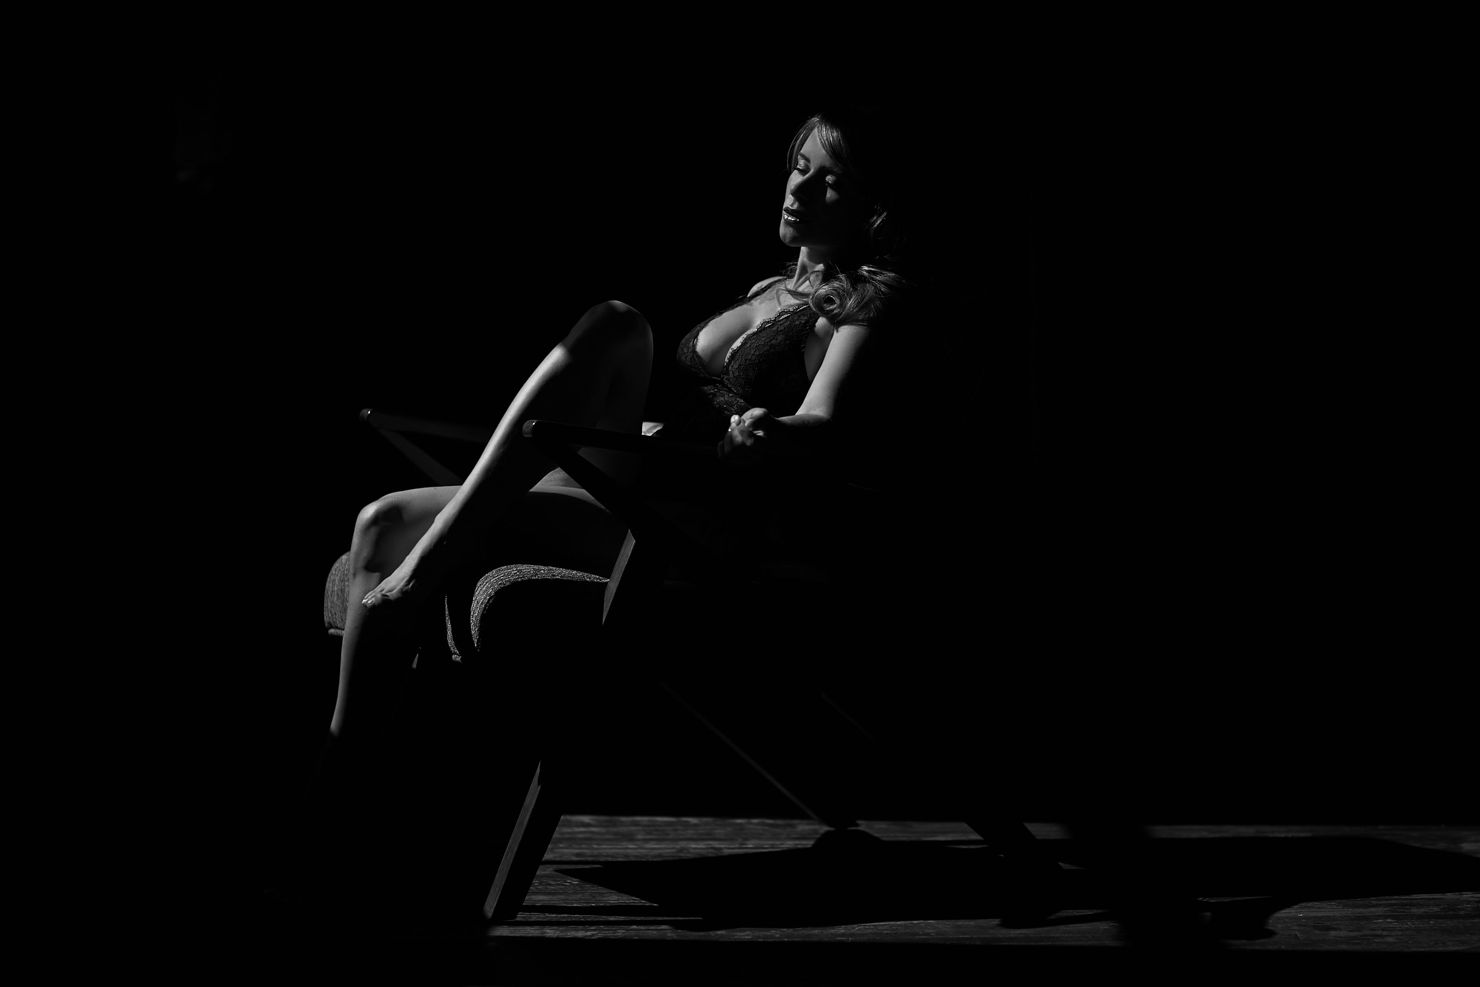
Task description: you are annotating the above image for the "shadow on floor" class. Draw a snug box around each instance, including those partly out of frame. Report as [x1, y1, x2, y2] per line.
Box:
[542, 834, 1480, 937]
[232, 834, 1480, 983]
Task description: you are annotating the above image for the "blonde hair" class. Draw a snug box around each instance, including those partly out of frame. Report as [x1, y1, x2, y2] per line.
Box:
[781, 107, 913, 327]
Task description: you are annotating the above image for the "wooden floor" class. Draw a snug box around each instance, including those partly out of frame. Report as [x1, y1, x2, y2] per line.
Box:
[269, 815, 1480, 983]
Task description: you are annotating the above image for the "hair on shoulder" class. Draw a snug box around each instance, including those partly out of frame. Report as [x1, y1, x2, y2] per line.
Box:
[780, 104, 917, 328]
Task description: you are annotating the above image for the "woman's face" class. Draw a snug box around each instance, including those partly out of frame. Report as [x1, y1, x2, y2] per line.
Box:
[779, 129, 871, 255]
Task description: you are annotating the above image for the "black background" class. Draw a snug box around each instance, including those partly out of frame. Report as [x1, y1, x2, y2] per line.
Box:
[161, 32, 1469, 910]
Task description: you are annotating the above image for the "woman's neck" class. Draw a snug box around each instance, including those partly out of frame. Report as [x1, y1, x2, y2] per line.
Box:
[791, 248, 834, 291]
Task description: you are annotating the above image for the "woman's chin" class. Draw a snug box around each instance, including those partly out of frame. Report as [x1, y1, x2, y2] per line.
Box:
[778, 224, 821, 250]
[779, 222, 854, 256]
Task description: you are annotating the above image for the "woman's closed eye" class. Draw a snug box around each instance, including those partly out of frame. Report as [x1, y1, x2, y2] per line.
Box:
[796, 160, 845, 191]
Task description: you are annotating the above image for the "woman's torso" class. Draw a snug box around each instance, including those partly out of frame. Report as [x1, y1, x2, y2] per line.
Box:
[664, 277, 836, 440]
[689, 276, 834, 381]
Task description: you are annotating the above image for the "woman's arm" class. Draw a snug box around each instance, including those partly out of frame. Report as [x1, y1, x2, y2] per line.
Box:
[720, 320, 874, 459]
[793, 318, 873, 421]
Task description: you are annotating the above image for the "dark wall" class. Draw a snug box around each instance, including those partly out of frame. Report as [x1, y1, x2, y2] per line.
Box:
[169, 47, 1467, 894]
[1034, 66, 1469, 825]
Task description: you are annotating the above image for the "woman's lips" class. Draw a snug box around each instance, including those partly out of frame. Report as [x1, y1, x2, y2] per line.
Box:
[782, 207, 810, 223]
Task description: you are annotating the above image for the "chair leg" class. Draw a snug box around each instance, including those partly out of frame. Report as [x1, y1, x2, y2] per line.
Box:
[485, 759, 564, 922]
[660, 683, 866, 830]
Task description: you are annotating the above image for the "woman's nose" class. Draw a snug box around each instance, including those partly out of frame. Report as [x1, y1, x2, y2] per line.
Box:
[790, 171, 822, 203]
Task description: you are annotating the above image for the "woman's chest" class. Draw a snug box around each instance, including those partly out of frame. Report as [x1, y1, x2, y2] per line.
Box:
[693, 292, 831, 380]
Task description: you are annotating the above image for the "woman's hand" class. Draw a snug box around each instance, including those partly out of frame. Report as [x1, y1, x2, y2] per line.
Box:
[718, 407, 774, 461]
[360, 555, 429, 611]
[361, 533, 451, 612]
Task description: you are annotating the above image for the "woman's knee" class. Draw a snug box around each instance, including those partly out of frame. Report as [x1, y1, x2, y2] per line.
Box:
[354, 495, 403, 538]
[568, 299, 653, 356]
[350, 496, 406, 570]
[350, 489, 449, 572]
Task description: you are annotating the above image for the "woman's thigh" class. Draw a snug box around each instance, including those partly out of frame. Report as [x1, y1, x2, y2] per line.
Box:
[467, 469, 628, 577]
[365, 472, 625, 580]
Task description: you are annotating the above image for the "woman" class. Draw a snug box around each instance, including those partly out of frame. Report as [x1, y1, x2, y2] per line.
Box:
[295, 103, 920, 927]
[328, 104, 913, 747]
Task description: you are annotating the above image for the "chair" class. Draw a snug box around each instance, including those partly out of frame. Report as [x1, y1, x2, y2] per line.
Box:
[321, 408, 1051, 925]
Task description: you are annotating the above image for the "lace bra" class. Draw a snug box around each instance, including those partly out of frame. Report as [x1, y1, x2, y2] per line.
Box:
[664, 283, 818, 440]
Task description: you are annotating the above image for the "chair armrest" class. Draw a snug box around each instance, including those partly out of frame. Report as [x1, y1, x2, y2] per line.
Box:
[359, 408, 493, 486]
[521, 419, 713, 460]
[360, 408, 494, 445]
[362, 410, 668, 446]
[524, 419, 823, 466]
[522, 418, 887, 518]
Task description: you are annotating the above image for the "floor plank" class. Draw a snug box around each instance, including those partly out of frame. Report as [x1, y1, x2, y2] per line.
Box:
[490, 817, 1480, 957]
[254, 816, 1480, 983]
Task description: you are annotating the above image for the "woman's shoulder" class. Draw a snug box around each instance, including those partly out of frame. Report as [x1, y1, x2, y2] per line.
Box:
[746, 274, 788, 298]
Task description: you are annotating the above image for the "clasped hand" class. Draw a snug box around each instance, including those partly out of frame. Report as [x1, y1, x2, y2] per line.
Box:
[718, 407, 774, 461]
